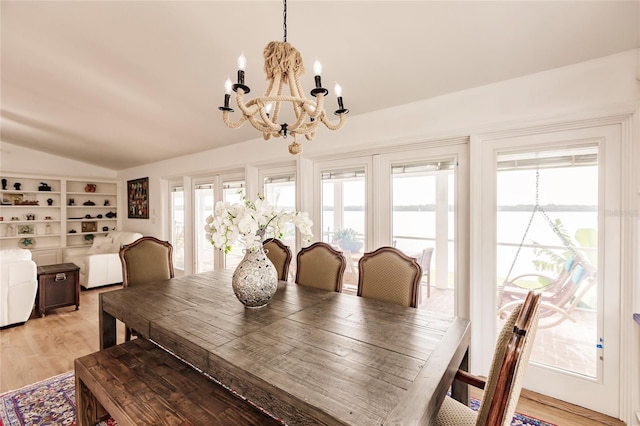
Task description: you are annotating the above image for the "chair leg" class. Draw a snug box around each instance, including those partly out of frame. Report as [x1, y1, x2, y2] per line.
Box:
[125, 326, 131, 342]
[426, 273, 430, 298]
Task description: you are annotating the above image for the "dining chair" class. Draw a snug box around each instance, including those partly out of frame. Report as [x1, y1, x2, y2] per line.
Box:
[435, 290, 541, 426]
[357, 246, 422, 308]
[295, 242, 345, 292]
[418, 247, 434, 298]
[119, 236, 174, 341]
[263, 238, 292, 281]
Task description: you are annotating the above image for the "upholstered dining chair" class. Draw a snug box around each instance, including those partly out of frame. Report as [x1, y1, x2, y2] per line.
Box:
[435, 290, 541, 426]
[295, 242, 345, 292]
[357, 246, 422, 308]
[119, 236, 174, 341]
[263, 238, 292, 281]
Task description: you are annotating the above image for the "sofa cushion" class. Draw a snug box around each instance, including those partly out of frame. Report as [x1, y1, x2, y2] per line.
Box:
[0, 248, 33, 263]
[108, 231, 143, 250]
[87, 236, 115, 255]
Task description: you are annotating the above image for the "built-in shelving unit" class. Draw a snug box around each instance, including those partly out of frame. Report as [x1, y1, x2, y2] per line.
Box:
[66, 180, 118, 248]
[0, 175, 120, 265]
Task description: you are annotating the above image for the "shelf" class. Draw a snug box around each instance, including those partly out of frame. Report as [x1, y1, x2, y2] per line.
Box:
[0, 234, 60, 240]
[67, 218, 116, 222]
[67, 231, 108, 236]
[0, 205, 58, 208]
[0, 190, 61, 195]
[0, 220, 59, 224]
[67, 206, 115, 209]
[67, 191, 116, 196]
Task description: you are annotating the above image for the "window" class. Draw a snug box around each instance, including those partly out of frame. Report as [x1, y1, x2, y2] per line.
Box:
[263, 172, 296, 278]
[321, 167, 366, 293]
[222, 180, 245, 269]
[391, 159, 456, 313]
[170, 184, 185, 271]
[194, 181, 215, 273]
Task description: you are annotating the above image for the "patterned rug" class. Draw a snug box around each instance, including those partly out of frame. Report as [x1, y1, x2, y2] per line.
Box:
[0, 371, 556, 426]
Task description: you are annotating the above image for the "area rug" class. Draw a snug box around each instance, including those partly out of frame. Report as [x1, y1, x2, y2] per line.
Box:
[0, 371, 556, 426]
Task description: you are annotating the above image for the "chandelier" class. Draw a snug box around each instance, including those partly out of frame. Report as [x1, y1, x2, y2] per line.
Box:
[219, 0, 348, 155]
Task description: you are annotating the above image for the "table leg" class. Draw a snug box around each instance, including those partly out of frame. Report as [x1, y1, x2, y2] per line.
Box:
[451, 348, 469, 405]
[99, 293, 116, 349]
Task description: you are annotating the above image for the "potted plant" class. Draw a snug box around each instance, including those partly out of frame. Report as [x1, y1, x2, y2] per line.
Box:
[333, 228, 363, 253]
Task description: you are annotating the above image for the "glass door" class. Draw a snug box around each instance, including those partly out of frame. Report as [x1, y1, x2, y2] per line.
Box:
[194, 180, 215, 273]
[391, 159, 457, 314]
[377, 144, 469, 316]
[480, 124, 621, 416]
[222, 179, 245, 269]
[169, 184, 185, 273]
[262, 171, 296, 279]
[315, 161, 369, 294]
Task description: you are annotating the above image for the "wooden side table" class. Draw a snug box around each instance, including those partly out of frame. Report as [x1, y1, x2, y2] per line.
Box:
[36, 263, 80, 317]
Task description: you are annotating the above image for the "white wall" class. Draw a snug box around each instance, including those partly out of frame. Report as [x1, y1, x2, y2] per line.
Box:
[0, 142, 117, 179]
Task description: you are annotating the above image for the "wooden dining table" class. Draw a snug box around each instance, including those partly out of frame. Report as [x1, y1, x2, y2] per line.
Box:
[99, 269, 471, 425]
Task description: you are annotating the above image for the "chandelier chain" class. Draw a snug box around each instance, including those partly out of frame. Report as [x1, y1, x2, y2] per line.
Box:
[283, 0, 287, 42]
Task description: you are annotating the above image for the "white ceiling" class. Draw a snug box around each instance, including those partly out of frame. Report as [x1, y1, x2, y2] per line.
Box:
[1, 1, 638, 171]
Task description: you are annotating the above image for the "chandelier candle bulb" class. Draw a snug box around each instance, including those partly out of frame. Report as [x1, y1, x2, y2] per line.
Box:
[334, 82, 349, 115]
[311, 59, 328, 97]
[237, 53, 246, 82]
[233, 53, 250, 93]
[313, 60, 322, 87]
[219, 78, 234, 111]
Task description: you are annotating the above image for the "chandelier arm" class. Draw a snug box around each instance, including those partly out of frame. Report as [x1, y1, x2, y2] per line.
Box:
[235, 90, 260, 117]
[286, 106, 309, 133]
[289, 71, 303, 99]
[319, 112, 346, 131]
[272, 81, 285, 123]
[305, 94, 324, 119]
[222, 110, 248, 129]
[289, 119, 321, 137]
[246, 115, 279, 133]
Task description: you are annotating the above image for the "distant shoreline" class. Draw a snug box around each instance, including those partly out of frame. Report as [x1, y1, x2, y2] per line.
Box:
[323, 204, 597, 212]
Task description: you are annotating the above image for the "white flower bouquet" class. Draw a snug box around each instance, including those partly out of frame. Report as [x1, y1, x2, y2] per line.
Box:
[204, 195, 313, 253]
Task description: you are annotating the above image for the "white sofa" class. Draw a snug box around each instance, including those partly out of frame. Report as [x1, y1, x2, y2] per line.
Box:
[64, 231, 142, 289]
[0, 249, 38, 327]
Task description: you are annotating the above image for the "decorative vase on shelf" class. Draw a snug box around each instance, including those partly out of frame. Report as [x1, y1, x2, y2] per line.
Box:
[231, 231, 278, 308]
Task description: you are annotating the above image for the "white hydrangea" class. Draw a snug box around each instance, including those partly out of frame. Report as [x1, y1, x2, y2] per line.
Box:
[204, 194, 314, 253]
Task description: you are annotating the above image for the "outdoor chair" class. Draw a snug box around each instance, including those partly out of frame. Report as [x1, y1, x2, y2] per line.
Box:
[357, 246, 422, 308]
[120, 236, 174, 341]
[418, 247, 434, 298]
[263, 238, 292, 281]
[435, 290, 541, 425]
[295, 242, 345, 292]
[498, 255, 595, 328]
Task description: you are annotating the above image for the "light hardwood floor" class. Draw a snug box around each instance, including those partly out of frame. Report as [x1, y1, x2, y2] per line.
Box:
[0, 285, 624, 426]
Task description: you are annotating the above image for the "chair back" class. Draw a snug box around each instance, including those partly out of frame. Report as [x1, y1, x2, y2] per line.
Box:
[477, 291, 541, 425]
[120, 236, 174, 288]
[295, 242, 345, 292]
[263, 238, 292, 281]
[357, 246, 422, 308]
